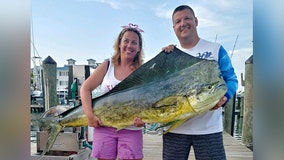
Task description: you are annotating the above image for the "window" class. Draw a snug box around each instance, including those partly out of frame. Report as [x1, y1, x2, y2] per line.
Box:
[59, 81, 68, 85]
[59, 71, 68, 76]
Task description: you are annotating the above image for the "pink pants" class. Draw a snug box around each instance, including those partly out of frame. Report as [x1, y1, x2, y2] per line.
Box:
[91, 127, 143, 159]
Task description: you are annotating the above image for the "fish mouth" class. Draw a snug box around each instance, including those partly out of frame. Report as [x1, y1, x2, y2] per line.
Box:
[209, 82, 227, 94]
[217, 83, 226, 88]
[216, 83, 227, 90]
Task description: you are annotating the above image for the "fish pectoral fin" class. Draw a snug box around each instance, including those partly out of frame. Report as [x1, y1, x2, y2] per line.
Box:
[163, 118, 188, 134]
[154, 96, 184, 108]
[156, 120, 179, 129]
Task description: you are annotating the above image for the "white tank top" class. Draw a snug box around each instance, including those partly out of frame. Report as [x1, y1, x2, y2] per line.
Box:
[100, 60, 121, 94]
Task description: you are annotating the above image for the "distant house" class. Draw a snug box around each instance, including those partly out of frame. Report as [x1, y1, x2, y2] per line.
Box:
[87, 58, 96, 66]
[66, 58, 76, 65]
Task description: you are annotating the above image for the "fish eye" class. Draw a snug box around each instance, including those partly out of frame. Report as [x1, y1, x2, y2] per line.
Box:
[208, 85, 212, 89]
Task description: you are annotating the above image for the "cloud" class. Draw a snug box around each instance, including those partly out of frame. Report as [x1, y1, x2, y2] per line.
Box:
[198, 0, 239, 10]
[193, 6, 221, 28]
[78, 0, 121, 9]
[153, 4, 172, 19]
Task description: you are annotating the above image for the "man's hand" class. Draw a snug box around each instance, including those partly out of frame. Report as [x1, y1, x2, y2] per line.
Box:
[210, 96, 227, 110]
[162, 44, 176, 53]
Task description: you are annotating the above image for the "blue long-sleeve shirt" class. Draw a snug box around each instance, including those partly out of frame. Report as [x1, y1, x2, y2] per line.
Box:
[218, 46, 238, 101]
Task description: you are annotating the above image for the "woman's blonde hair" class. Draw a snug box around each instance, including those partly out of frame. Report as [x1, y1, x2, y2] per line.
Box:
[111, 27, 144, 70]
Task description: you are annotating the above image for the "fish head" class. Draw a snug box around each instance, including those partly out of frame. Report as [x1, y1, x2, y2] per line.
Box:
[186, 81, 228, 113]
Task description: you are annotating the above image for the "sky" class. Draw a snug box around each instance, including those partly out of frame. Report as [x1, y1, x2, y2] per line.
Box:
[31, 0, 253, 92]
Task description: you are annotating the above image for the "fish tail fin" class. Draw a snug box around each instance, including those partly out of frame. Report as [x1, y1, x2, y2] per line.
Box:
[36, 118, 64, 160]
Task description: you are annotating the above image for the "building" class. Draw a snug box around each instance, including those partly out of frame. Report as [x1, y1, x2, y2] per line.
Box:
[86, 58, 98, 69]
[56, 66, 69, 92]
[31, 58, 101, 104]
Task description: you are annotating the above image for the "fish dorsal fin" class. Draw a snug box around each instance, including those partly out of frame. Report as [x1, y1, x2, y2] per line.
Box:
[107, 47, 203, 94]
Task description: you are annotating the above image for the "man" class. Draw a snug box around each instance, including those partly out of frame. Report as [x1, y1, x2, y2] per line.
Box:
[162, 5, 238, 160]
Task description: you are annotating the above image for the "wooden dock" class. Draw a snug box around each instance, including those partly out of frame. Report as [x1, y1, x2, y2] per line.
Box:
[31, 131, 252, 159]
[143, 131, 253, 160]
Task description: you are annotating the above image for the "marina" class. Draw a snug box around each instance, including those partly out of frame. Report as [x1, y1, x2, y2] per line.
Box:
[29, 1, 255, 159]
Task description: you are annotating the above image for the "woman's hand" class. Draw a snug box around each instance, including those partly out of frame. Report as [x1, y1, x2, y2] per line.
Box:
[87, 115, 102, 128]
[162, 44, 176, 53]
[133, 117, 145, 127]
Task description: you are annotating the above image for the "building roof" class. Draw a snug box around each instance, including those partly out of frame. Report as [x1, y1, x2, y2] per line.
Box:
[66, 58, 76, 62]
[43, 56, 57, 64]
[57, 66, 69, 70]
[87, 58, 96, 62]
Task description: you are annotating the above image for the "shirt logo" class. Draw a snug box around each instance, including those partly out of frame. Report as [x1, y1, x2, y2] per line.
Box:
[196, 51, 213, 59]
[107, 85, 114, 91]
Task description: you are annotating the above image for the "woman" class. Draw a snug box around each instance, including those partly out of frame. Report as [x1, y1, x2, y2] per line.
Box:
[80, 25, 145, 160]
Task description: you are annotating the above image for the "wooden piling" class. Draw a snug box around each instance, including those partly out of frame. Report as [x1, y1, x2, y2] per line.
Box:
[42, 56, 57, 111]
[241, 55, 253, 148]
[223, 95, 236, 136]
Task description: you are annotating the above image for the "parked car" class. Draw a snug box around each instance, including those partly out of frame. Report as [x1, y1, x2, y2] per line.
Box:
[31, 90, 43, 105]
[32, 90, 43, 98]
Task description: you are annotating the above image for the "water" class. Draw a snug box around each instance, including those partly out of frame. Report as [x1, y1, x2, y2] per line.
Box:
[233, 95, 244, 141]
[233, 116, 243, 140]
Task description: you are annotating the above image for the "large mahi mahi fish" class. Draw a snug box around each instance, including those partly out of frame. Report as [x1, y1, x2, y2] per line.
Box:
[38, 47, 227, 157]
